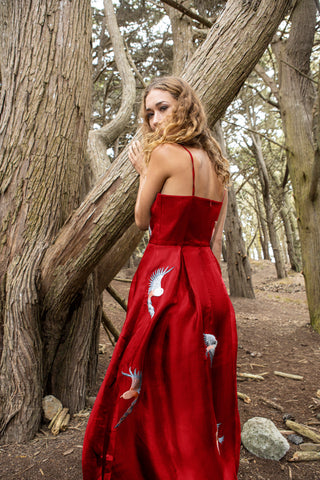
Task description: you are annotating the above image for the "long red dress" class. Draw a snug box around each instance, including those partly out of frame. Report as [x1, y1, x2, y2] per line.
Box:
[82, 147, 241, 480]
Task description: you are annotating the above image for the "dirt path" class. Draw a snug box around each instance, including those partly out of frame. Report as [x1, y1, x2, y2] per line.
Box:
[1, 260, 319, 480]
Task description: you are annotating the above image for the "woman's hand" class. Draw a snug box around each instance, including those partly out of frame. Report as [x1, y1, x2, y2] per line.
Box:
[128, 141, 147, 176]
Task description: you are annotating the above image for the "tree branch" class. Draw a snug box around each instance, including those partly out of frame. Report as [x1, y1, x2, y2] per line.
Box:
[223, 119, 286, 150]
[246, 83, 279, 109]
[160, 0, 214, 28]
[86, 0, 137, 184]
[254, 63, 280, 102]
[280, 58, 318, 85]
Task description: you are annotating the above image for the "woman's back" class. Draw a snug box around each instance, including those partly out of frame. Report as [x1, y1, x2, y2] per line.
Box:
[158, 144, 225, 203]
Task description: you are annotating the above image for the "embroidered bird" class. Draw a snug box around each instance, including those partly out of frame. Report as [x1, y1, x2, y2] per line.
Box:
[216, 423, 224, 454]
[114, 367, 142, 429]
[120, 367, 142, 400]
[147, 266, 174, 317]
[203, 333, 218, 366]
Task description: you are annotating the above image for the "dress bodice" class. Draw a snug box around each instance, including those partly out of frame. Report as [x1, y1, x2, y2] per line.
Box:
[149, 145, 223, 247]
[149, 193, 222, 246]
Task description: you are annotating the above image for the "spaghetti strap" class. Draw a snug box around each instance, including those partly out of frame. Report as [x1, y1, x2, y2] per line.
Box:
[222, 188, 227, 203]
[180, 145, 195, 196]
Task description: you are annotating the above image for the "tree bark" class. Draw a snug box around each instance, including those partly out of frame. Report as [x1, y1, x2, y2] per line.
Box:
[164, 0, 195, 75]
[225, 184, 255, 298]
[270, 170, 302, 272]
[250, 132, 287, 278]
[272, 0, 320, 331]
[213, 122, 255, 298]
[182, 0, 291, 126]
[0, 0, 92, 442]
[254, 191, 270, 260]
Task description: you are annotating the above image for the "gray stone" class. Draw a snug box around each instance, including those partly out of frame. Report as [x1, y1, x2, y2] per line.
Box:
[86, 396, 96, 408]
[241, 417, 290, 460]
[42, 395, 63, 421]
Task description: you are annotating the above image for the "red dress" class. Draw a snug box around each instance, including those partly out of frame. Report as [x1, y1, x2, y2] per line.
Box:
[82, 147, 240, 480]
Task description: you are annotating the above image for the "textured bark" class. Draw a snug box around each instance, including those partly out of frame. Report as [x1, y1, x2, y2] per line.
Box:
[254, 192, 270, 260]
[0, 0, 92, 442]
[182, 0, 291, 126]
[213, 122, 255, 298]
[272, 0, 320, 331]
[49, 273, 101, 413]
[250, 133, 287, 278]
[164, 1, 195, 75]
[225, 185, 255, 298]
[96, 223, 143, 293]
[270, 171, 302, 272]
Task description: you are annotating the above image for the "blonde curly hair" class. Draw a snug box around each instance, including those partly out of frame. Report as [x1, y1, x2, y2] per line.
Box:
[140, 76, 230, 186]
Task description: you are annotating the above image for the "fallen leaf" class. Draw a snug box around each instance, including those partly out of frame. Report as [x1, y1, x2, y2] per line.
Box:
[63, 448, 74, 456]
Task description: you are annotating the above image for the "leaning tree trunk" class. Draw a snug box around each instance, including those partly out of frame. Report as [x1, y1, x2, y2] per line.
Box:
[0, 0, 291, 443]
[0, 1, 92, 442]
[273, 0, 320, 332]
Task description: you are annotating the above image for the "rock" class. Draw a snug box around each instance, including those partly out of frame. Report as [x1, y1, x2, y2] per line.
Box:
[287, 434, 303, 445]
[283, 413, 295, 423]
[42, 395, 63, 422]
[241, 417, 290, 460]
[86, 396, 96, 408]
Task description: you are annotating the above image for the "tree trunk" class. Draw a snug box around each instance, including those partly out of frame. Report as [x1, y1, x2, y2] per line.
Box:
[270, 170, 302, 272]
[272, 0, 320, 331]
[0, 0, 92, 442]
[225, 184, 255, 298]
[182, 0, 291, 126]
[213, 122, 255, 298]
[164, 0, 195, 75]
[255, 191, 270, 260]
[250, 133, 287, 278]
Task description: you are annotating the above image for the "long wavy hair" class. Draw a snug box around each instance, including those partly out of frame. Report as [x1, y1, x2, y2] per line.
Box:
[140, 76, 230, 186]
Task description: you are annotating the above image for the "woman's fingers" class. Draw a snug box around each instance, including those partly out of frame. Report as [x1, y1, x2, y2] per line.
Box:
[129, 141, 145, 174]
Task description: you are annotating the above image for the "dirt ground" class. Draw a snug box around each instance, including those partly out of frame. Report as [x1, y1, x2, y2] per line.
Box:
[1, 260, 320, 480]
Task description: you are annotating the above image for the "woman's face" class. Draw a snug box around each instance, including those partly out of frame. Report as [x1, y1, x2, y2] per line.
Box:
[145, 89, 178, 132]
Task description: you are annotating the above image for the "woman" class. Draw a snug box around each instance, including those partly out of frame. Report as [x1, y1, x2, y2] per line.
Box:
[82, 76, 240, 480]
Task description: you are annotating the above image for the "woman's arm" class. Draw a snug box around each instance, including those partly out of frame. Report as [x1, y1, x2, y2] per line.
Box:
[210, 190, 228, 261]
[129, 142, 172, 230]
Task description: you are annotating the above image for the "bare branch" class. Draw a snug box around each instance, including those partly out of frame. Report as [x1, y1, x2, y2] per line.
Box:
[280, 58, 318, 85]
[223, 119, 286, 150]
[254, 63, 280, 102]
[160, 0, 214, 28]
[246, 83, 279, 109]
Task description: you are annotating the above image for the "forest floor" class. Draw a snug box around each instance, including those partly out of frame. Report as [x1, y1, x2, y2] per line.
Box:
[0, 260, 320, 480]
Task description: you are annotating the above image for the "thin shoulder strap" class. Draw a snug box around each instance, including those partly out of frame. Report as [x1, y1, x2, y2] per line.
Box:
[180, 145, 195, 196]
[222, 188, 227, 203]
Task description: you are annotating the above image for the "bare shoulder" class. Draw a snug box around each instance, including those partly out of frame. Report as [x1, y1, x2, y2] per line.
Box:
[149, 143, 189, 171]
[151, 143, 186, 159]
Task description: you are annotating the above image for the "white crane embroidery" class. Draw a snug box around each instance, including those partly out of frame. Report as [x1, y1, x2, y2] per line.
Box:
[147, 266, 174, 317]
[203, 333, 218, 366]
